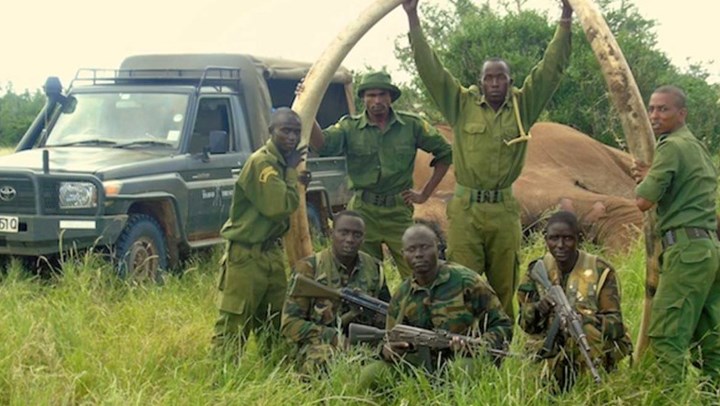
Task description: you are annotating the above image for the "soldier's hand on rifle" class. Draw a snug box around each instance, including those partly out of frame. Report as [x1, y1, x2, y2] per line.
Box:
[536, 296, 555, 317]
[381, 341, 411, 361]
[449, 335, 468, 352]
[285, 145, 308, 168]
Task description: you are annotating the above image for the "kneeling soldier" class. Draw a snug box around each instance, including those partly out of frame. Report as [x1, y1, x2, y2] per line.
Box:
[281, 210, 390, 373]
[359, 224, 512, 389]
[517, 211, 632, 391]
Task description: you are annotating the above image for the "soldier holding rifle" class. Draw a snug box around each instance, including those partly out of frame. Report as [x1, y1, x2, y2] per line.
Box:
[517, 211, 631, 392]
[359, 224, 512, 389]
[281, 210, 390, 373]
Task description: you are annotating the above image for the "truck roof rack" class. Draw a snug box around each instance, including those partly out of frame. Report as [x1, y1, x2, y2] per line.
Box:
[69, 66, 242, 93]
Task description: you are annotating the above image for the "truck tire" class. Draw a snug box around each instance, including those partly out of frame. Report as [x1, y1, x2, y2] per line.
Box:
[115, 214, 168, 282]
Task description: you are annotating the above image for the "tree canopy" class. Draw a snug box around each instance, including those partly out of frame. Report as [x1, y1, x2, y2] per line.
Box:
[0, 83, 46, 147]
[393, 0, 720, 152]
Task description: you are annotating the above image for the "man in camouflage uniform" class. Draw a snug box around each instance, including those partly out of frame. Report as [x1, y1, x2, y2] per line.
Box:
[517, 211, 631, 391]
[212, 108, 307, 356]
[402, 0, 573, 320]
[309, 71, 452, 279]
[281, 210, 390, 373]
[359, 224, 512, 389]
[633, 85, 720, 386]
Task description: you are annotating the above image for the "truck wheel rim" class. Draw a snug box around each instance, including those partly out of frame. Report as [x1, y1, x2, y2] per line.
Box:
[128, 236, 158, 280]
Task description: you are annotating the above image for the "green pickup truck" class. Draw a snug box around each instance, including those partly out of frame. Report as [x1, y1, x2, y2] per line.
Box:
[0, 54, 353, 278]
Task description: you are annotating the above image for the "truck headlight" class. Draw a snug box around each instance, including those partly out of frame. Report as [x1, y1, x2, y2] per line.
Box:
[59, 182, 97, 209]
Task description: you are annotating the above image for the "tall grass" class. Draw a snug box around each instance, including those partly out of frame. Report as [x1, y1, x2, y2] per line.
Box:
[1, 236, 718, 405]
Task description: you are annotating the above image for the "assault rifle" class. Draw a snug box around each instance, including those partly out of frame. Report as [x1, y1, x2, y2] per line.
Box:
[529, 260, 602, 383]
[288, 274, 388, 322]
[348, 323, 510, 358]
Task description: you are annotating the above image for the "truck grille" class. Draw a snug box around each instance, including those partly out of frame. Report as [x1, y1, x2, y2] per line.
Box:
[0, 177, 36, 214]
[40, 179, 60, 214]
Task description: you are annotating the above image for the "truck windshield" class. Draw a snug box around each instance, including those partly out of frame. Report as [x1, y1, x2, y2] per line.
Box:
[45, 92, 189, 148]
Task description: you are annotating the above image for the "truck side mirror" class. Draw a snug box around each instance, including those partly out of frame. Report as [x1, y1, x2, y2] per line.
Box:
[208, 130, 229, 154]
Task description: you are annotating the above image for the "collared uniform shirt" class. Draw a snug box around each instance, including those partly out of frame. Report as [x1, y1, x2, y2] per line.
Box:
[317, 109, 452, 195]
[282, 248, 391, 345]
[636, 125, 718, 234]
[220, 140, 299, 243]
[409, 25, 571, 191]
[387, 262, 512, 351]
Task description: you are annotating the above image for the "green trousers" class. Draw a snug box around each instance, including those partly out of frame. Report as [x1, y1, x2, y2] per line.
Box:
[348, 193, 413, 279]
[212, 242, 287, 354]
[648, 232, 720, 383]
[446, 187, 521, 320]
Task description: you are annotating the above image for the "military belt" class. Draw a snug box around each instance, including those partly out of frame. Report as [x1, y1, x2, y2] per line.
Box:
[662, 227, 714, 250]
[358, 190, 400, 207]
[473, 189, 504, 203]
[455, 184, 509, 204]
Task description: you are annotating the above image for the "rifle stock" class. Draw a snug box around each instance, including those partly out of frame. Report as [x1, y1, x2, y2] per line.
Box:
[290, 274, 342, 300]
[289, 274, 389, 317]
[348, 323, 385, 346]
[529, 261, 602, 383]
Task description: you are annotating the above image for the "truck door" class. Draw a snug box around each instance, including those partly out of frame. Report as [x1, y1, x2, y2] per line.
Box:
[182, 96, 248, 243]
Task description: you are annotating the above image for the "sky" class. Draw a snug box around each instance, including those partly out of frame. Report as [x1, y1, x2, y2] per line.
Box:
[1, 0, 717, 93]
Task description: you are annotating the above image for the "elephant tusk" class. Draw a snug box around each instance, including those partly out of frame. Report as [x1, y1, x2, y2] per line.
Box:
[284, 0, 406, 266]
[566, 0, 659, 361]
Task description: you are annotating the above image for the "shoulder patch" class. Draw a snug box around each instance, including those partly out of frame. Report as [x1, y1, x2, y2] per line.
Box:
[259, 166, 279, 183]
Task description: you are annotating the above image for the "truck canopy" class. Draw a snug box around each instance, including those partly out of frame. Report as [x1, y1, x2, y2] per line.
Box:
[118, 54, 354, 142]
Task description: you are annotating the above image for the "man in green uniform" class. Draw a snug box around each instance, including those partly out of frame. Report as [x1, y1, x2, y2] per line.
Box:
[308, 71, 452, 279]
[633, 85, 720, 385]
[212, 107, 307, 356]
[359, 224, 512, 389]
[517, 211, 632, 392]
[402, 0, 573, 319]
[281, 210, 390, 373]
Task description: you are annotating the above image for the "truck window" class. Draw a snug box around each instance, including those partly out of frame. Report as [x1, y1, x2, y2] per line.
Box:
[266, 79, 350, 128]
[189, 98, 233, 154]
[45, 92, 189, 148]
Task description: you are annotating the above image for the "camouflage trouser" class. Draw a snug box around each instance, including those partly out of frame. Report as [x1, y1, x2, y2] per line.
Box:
[348, 193, 414, 279]
[544, 327, 632, 391]
[446, 186, 521, 320]
[296, 343, 337, 374]
[648, 234, 720, 383]
[212, 242, 287, 355]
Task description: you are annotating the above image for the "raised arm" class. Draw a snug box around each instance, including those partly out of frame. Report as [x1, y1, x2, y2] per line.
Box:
[404, 0, 464, 125]
[515, 1, 573, 127]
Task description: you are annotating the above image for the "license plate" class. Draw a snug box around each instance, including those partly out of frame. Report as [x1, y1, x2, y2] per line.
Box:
[0, 216, 19, 233]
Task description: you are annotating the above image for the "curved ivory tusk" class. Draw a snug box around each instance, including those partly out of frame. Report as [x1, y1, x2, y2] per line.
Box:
[284, 0, 405, 266]
[566, 0, 659, 360]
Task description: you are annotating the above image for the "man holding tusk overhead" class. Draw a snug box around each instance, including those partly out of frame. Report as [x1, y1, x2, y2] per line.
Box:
[402, 0, 573, 320]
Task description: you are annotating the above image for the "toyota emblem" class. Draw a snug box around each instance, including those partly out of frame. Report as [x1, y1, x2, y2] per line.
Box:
[0, 186, 17, 202]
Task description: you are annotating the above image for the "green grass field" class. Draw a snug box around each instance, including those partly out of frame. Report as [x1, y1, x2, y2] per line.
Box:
[0, 235, 717, 405]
